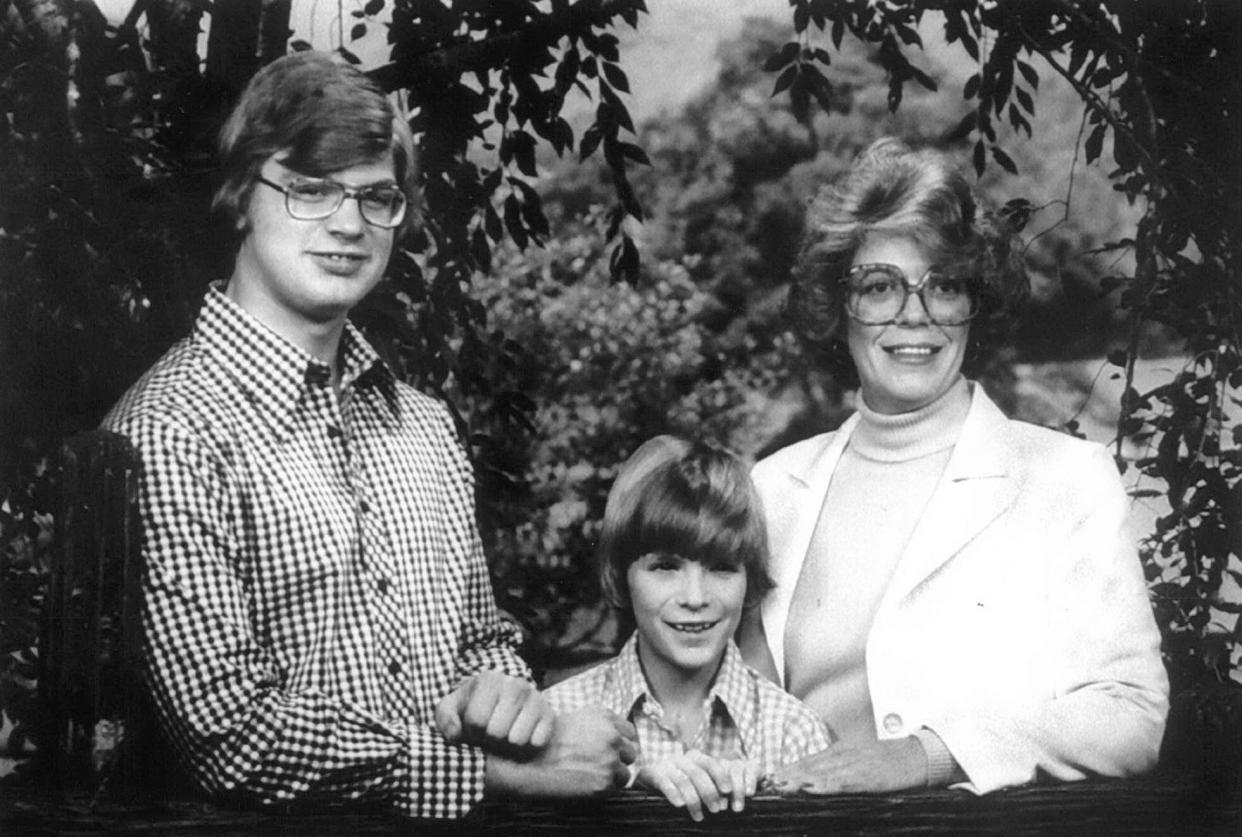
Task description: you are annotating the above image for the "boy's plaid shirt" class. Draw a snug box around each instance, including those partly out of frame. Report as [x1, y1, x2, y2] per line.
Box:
[545, 634, 830, 778]
[104, 287, 528, 818]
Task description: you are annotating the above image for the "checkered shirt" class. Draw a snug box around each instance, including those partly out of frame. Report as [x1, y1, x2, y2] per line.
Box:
[103, 286, 529, 818]
[545, 634, 829, 778]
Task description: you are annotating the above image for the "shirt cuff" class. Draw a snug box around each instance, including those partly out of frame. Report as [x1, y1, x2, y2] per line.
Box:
[407, 724, 487, 818]
[912, 727, 961, 788]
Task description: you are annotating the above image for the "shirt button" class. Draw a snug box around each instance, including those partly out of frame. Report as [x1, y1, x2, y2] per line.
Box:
[882, 713, 904, 735]
[327, 425, 342, 439]
[377, 578, 389, 594]
[360, 499, 372, 513]
[388, 660, 401, 676]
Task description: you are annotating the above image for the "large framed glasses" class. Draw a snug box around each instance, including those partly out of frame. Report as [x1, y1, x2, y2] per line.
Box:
[258, 176, 407, 229]
[842, 263, 979, 326]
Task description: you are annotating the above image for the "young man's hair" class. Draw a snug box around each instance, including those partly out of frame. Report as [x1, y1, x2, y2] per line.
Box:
[597, 435, 775, 613]
[211, 50, 418, 237]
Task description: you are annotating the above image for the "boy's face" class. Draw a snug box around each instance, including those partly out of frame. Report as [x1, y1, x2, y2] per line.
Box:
[627, 552, 746, 688]
[229, 152, 397, 336]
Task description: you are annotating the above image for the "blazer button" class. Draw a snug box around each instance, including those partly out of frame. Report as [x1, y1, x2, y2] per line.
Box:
[882, 712, 904, 735]
[388, 660, 401, 676]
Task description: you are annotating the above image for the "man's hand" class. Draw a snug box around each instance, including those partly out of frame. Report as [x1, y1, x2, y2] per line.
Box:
[639, 752, 759, 821]
[768, 737, 927, 794]
[485, 706, 638, 798]
[435, 671, 554, 754]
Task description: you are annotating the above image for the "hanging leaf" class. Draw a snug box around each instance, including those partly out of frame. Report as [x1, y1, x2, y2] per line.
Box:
[579, 123, 603, 161]
[1085, 122, 1106, 163]
[764, 41, 800, 71]
[945, 111, 975, 142]
[602, 61, 630, 93]
[991, 145, 1017, 174]
[1016, 60, 1039, 89]
[772, 64, 798, 97]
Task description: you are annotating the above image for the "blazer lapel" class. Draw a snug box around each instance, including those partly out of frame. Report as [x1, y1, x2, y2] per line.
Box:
[879, 386, 1020, 610]
[760, 414, 859, 685]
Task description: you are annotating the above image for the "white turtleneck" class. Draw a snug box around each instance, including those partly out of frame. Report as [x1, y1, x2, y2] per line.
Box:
[784, 376, 971, 744]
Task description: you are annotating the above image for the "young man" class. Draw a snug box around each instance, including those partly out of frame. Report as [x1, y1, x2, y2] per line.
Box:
[104, 51, 635, 819]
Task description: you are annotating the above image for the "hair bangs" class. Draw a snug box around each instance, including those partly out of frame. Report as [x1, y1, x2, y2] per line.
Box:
[624, 494, 754, 573]
[596, 436, 774, 612]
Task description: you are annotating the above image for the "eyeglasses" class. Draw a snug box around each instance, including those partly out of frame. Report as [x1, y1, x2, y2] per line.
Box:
[258, 176, 407, 229]
[842, 263, 979, 326]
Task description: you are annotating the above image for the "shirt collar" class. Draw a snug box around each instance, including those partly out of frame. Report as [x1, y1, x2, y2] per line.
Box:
[707, 641, 760, 756]
[195, 284, 397, 440]
[605, 634, 759, 753]
[603, 634, 652, 719]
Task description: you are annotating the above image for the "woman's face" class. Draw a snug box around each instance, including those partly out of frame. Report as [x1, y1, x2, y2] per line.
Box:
[845, 233, 969, 414]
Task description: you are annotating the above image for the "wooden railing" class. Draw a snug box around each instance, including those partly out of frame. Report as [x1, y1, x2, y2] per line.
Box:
[2, 776, 1240, 836]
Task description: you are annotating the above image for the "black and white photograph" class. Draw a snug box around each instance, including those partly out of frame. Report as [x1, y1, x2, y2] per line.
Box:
[1, 1, 1238, 834]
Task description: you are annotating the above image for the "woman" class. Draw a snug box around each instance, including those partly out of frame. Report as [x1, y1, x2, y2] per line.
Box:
[738, 138, 1168, 795]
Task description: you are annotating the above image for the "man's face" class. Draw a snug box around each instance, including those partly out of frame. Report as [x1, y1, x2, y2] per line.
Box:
[230, 153, 397, 336]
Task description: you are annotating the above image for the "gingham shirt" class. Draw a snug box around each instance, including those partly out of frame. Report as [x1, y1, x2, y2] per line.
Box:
[545, 634, 829, 778]
[103, 286, 528, 818]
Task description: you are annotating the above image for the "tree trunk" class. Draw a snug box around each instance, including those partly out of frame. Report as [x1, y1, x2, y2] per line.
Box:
[145, 0, 205, 81]
[258, 0, 291, 67]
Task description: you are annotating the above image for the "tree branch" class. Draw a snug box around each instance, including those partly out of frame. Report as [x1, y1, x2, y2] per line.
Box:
[1012, 20, 1187, 214]
[1048, 0, 1209, 99]
[367, 0, 639, 92]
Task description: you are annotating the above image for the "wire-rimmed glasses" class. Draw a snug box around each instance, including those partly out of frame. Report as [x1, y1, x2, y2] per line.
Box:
[258, 176, 407, 229]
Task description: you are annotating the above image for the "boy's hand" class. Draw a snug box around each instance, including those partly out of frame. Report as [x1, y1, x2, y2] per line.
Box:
[485, 707, 639, 797]
[435, 671, 554, 753]
[638, 751, 759, 821]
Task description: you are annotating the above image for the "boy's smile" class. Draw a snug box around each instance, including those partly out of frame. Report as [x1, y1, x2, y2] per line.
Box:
[627, 552, 746, 695]
[667, 619, 720, 634]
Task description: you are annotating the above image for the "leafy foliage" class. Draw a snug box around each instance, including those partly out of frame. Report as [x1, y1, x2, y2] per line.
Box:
[772, 0, 1242, 687]
[466, 213, 796, 669]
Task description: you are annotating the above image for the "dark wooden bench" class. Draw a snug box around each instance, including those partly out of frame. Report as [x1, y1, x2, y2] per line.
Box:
[7, 429, 1241, 835]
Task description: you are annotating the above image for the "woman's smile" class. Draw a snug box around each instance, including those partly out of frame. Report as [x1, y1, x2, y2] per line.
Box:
[881, 342, 943, 360]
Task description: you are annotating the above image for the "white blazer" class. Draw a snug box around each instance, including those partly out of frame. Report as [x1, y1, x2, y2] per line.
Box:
[744, 384, 1169, 793]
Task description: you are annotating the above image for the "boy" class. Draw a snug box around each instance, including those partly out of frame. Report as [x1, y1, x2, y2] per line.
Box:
[546, 437, 830, 821]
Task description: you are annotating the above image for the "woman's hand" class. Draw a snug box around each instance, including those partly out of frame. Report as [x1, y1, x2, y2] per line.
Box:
[638, 751, 759, 820]
[768, 737, 926, 794]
